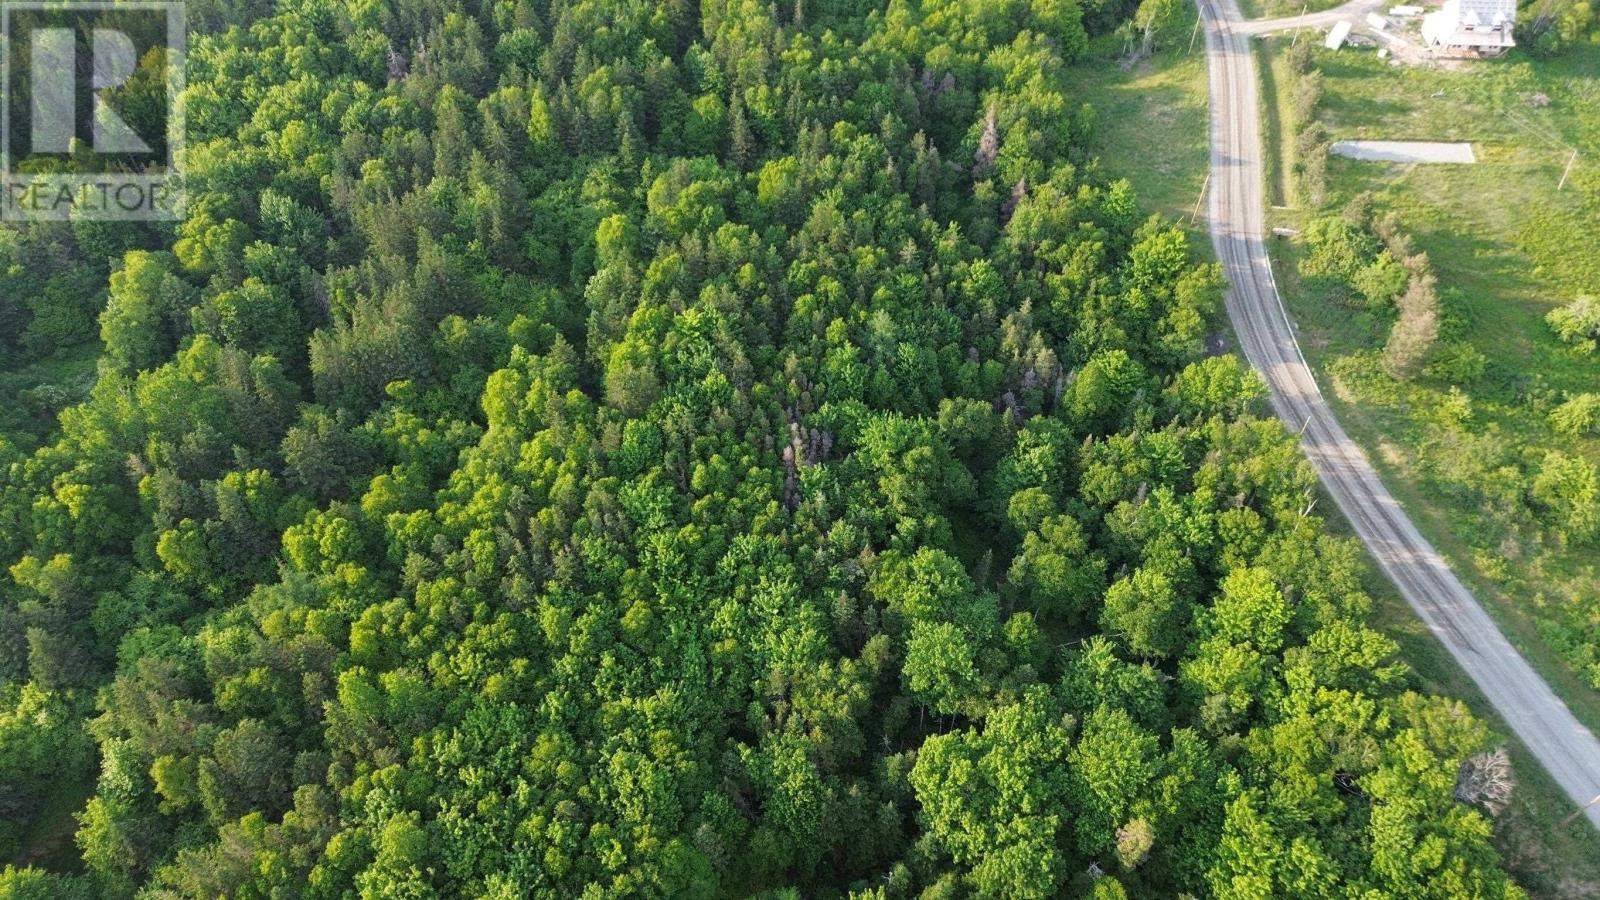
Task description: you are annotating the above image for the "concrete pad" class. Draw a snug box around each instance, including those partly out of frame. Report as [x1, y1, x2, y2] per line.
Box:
[1330, 140, 1477, 163]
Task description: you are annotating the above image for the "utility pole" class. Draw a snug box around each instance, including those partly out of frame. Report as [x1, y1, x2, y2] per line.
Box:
[1189, 15, 1203, 53]
[1558, 148, 1579, 191]
[1560, 792, 1600, 829]
[1188, 172, 1211, 225]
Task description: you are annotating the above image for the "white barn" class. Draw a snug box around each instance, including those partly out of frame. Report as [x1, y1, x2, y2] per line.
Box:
[1421, 0, 1516, 54]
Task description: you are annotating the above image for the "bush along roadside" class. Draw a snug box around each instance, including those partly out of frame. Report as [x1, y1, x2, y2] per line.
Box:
[1287, 40, 1329, 206]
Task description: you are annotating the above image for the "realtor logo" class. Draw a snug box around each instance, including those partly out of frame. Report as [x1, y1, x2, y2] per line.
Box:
[1, 1, 184, 220]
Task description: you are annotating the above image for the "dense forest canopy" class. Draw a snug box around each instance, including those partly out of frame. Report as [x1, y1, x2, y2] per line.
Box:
[0, 0, 1526, 896]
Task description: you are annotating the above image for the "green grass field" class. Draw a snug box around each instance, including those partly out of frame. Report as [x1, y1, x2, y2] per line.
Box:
[1238, 0, 1349, 21]
[0, 344, 100, 451]
[1258, 39, 1298, 209]
[7, 776, 92, 873]
[1076, 17, 1213, 227]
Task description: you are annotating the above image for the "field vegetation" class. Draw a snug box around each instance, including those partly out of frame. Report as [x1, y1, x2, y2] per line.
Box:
[1237, 0, 1350, 22]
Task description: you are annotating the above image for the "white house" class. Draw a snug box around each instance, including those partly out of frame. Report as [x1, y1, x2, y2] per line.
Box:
[1421, 0, 1516, 54]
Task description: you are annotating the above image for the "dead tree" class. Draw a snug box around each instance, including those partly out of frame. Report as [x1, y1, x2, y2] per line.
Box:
[1454, 746, 1516, 816]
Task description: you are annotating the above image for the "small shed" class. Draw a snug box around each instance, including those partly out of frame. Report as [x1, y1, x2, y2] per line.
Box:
[1325, 20, 1354, 49]
[1421, 0, 1516, 55]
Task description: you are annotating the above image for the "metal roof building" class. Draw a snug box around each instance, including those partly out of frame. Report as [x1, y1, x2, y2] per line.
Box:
[1421, 0, 1516, 54]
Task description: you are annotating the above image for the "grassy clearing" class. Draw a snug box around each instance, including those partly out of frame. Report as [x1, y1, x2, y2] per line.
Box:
[0, 343, 100, 451]
[1075, 14, 1212, 228]
[1257, 39, 1298, 209]
[1273, 230, 1600, 727]
[1242, 260, 1600, 896]
[1238, 0, 1348, 22]
[7, 775, 91, 874]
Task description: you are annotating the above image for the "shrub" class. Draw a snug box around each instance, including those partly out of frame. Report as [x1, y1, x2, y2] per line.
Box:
[1532, 450, 1600, 544]
[1352, 251, 1408, 309]
[1550, 392, 1600, 436]
[1382, 272, 1441, 379]
[1299, 216, 1378, 283]
[1547, 296, 1600, 353]
[1424, 342, 1488, 385]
